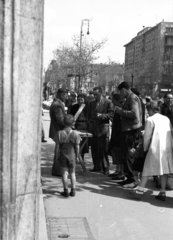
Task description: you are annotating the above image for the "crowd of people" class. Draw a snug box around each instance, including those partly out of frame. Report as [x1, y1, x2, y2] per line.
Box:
[46, 82, 173, 200]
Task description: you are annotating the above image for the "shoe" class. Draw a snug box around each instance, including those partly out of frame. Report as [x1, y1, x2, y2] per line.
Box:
[155, 192, 166, 201]
[42, 139, 47, 142]
[129, 188, 144, 199]
[90, 169, 101, 172]
[108, 171, 120, 177]
[118, 178, 135, 185]
[123, 182, 138, 189]
[70, 189, 76, 197]
[103, 170, 110, 175]
[112, 175, 126, 181]
[60, 189, 69, 197]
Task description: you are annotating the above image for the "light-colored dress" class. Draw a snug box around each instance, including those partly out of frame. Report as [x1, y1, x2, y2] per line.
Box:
[142, 113, 173, 176]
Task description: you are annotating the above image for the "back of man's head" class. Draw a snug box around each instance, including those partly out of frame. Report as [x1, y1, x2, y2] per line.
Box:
[56, 88, 67, 96]
[146, 101, 160, 113]
[118, 82, 130, 91]
[131, 87, 140, 97]
[164, 92, 173, 99]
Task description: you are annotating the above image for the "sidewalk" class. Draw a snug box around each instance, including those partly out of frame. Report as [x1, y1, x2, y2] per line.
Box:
[40, 110, 173, 240]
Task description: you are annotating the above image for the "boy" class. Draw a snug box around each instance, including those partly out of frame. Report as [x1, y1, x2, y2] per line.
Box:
[54, 114, 81, 197]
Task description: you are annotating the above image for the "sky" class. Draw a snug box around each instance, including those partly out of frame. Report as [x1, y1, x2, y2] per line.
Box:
[44, 0, 173, 69]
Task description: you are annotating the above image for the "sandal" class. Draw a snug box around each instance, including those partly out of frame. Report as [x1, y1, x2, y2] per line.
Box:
[129, 188, 144, 199]
[155, 192, 166, 201]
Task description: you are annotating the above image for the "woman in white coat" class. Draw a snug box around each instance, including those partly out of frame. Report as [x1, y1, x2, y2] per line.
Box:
[131, 101, 173, 201]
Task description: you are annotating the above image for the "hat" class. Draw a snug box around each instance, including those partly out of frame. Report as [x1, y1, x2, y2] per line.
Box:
[57, 88, 68, 94]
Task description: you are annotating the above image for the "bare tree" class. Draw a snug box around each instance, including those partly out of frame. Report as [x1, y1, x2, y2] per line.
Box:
[52, 36, 107, 89]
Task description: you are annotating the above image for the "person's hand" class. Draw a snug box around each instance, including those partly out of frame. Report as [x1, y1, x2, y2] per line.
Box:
[114, 106, 121, 113]
[97, 113, 102, 118]
[76, 157, 80, 163]
[128, 148, 135, 157]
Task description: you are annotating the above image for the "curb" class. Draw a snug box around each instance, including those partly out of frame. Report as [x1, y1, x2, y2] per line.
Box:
[38, 186, 48, 240]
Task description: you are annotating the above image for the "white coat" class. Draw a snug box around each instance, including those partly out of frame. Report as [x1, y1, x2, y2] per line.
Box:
[142, 113, 173, 176]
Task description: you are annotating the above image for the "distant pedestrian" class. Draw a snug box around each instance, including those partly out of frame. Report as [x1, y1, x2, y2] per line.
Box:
[41, 109, 47, 142]
[160, 92, 173, 126]
[54, 114, 81, 197]
[86, 91, 94, 104]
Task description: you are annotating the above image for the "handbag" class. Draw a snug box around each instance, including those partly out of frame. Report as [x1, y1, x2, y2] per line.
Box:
[131, 143, 147, 172]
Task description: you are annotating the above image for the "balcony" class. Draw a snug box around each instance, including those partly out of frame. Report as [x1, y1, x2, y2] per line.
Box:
[164, 43, 173, 46]
[165, 32, 173, 36]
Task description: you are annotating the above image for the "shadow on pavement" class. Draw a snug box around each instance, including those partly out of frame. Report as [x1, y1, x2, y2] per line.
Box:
[41, 142, 173, 209]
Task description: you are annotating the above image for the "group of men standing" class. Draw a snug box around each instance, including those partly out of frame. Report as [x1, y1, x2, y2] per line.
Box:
[48, 81, 144, 180]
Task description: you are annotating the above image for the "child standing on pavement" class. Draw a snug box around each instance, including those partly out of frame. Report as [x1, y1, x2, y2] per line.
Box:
[54, 114, 81, 197]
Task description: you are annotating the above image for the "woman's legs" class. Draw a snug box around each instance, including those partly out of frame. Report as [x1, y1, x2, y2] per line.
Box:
[155, 174, 167, 201]
[136, 176, 149, 191]
[133, 171, 141, 185]
[131, 175, 149, 192]
[160, 174, 168, 192]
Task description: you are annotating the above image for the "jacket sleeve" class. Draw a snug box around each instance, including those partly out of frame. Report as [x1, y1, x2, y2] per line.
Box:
[143, 119, 154, 151]
[54, 105, 65, 128]
[119, 96, 140, 119]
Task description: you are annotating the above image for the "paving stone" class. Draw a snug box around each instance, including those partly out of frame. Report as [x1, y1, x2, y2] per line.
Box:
[47, 217, 95, 240]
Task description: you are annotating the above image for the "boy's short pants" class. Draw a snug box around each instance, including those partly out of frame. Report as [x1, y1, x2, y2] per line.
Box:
[59, 155, 76, 170]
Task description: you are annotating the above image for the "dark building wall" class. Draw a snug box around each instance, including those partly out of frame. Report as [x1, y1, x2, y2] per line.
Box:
[124, 21, 173, 97]
[162, 22, 173, 84]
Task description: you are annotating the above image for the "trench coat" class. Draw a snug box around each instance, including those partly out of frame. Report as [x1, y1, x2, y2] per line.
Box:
[142, 113, 173, 176]
[49, 98, 66, 141]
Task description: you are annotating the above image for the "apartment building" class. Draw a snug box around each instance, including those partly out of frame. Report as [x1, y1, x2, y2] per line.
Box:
[124, 21, 173, 97]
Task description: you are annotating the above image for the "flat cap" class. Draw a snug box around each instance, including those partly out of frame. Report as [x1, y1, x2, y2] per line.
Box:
[57, 88, 68, 94]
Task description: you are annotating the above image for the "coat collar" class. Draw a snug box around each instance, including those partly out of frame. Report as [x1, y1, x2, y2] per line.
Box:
[54, 97, 65, 107]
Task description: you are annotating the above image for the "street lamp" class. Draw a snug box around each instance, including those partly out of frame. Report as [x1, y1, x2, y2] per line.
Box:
[78, 19, 90, 91]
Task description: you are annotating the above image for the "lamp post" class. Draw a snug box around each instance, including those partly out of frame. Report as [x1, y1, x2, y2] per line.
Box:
[78, 19, 90, 91]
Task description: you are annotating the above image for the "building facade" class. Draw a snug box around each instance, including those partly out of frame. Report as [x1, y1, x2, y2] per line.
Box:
[0, 1, 44, 240]
[124, 21, 173, 97]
